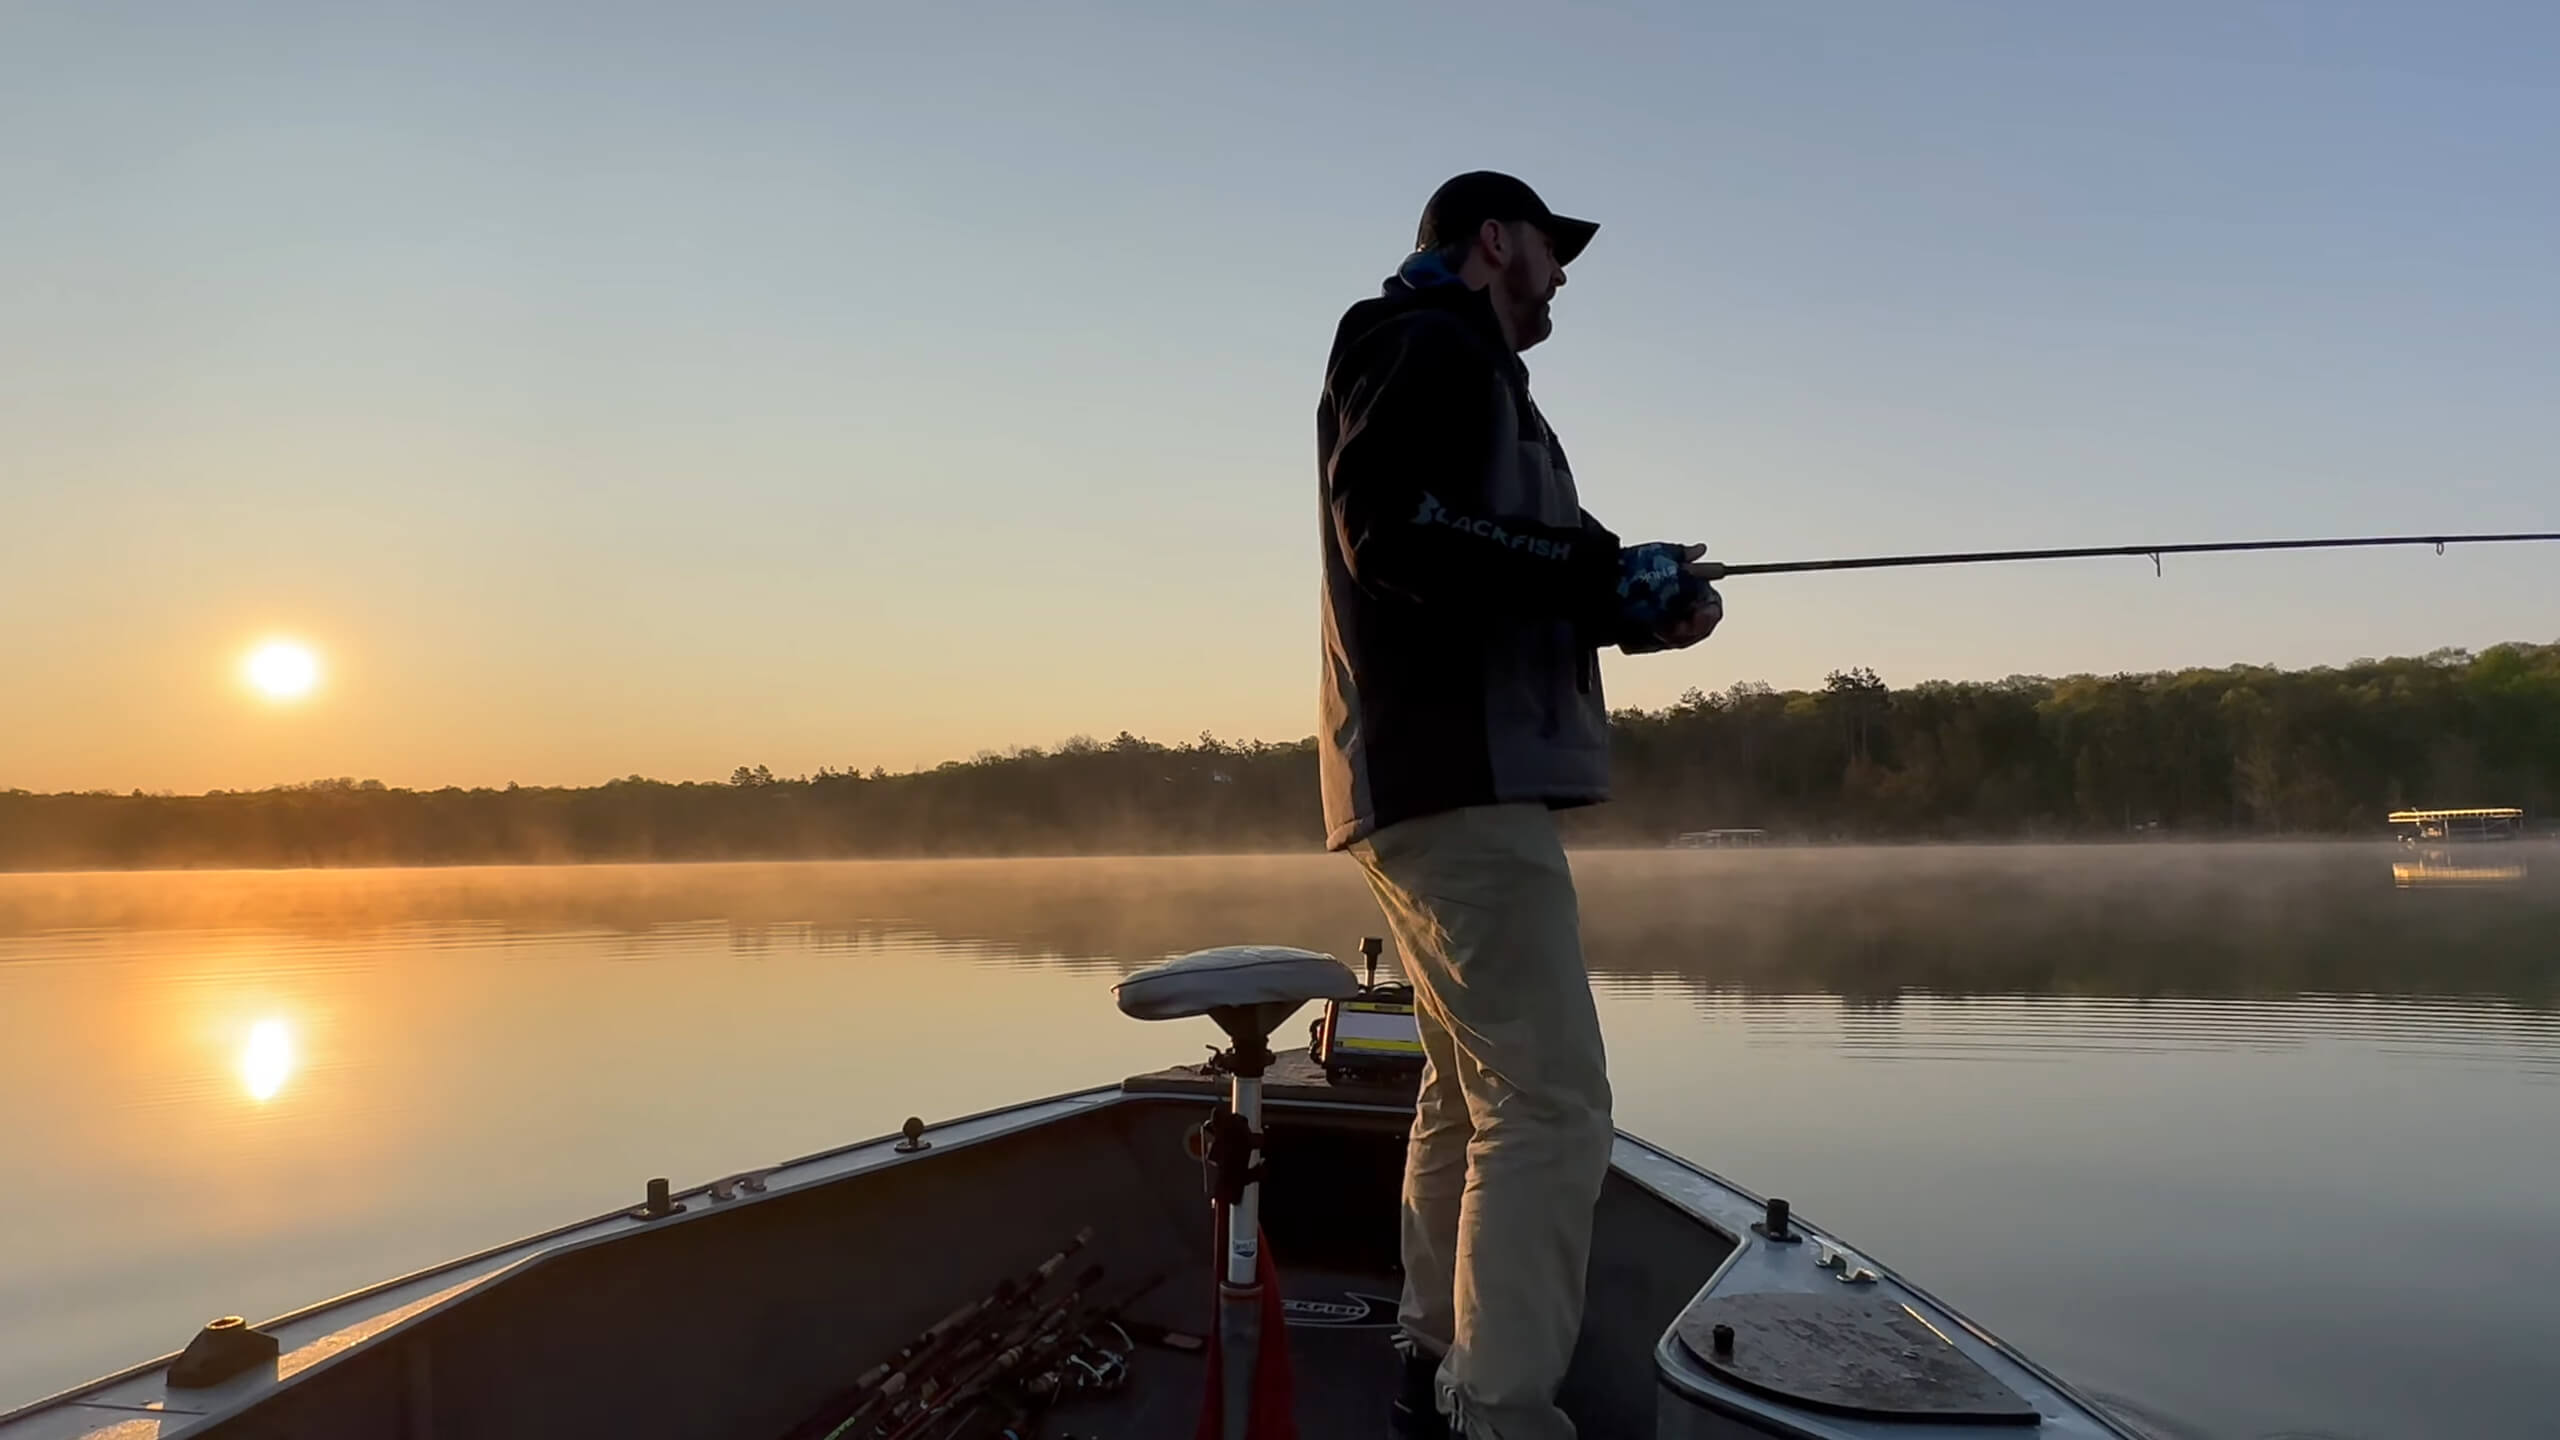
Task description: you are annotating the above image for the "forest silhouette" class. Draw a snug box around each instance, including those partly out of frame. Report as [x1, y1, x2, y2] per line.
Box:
[5, 643, 2553, 870]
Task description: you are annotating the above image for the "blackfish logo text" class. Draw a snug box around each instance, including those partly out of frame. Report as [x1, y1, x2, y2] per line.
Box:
[1411, 493, 1574, 562]
[1281, 1291, 1400, 1329]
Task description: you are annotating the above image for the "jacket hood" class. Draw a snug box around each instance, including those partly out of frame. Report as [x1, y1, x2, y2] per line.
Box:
[1326, 255, 1511, 373]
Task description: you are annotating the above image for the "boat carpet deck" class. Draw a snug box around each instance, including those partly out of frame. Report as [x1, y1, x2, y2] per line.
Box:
[1051, 1263, 1403, 1439]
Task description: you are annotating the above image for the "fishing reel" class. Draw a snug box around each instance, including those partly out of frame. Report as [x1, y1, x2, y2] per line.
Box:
[1309, 937, 1426, 1084]
[1004, 1322, 1132, 1439]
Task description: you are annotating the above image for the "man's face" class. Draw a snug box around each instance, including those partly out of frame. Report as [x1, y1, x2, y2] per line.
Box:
[1501, 220, 1566, 349]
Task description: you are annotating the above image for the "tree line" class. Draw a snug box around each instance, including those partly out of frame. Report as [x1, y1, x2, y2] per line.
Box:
[3, 643, 2552, 870]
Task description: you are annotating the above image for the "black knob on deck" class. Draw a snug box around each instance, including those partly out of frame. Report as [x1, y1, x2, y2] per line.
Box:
[630, 1175, 686, 1220]
[1753, 1195, 1800, 1242]
[168, 1315, 280, 1389]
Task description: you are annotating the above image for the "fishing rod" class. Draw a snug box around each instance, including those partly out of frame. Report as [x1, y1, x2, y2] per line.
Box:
[1700, 531, 2560, 580]
[809, 1228, 1094, 1440]
[864, 1254, 1132, 1440]
[878, 1264, 1111, 1440]
[908, 1270, 1164, 1440]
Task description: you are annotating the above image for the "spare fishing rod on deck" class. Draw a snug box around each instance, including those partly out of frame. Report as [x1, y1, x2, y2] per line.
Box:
[1695, 531, 2560, 581]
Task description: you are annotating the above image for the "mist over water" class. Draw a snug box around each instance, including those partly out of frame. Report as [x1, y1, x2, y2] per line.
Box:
[2, 845, 2552, 1438]
[8, 843, 2551, 1001]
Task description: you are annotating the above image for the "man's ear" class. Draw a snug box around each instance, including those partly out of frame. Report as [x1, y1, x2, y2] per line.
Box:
[1476, 217, 1511, 267]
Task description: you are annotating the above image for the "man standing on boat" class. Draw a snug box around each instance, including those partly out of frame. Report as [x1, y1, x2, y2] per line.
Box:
[1315, 172, 1722, 1440]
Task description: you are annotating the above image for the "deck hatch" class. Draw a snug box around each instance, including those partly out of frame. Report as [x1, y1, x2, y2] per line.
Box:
[1675, 1292, 2041, 1425]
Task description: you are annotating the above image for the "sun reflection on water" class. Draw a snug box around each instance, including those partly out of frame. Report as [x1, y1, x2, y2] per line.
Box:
[240, 1018, 296, 1102]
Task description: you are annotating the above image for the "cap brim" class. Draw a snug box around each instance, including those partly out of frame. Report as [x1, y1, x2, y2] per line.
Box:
[1541, 215, 1598, 266]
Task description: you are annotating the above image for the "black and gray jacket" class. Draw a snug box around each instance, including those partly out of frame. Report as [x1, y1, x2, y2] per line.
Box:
[1316, 265, 1632, 850]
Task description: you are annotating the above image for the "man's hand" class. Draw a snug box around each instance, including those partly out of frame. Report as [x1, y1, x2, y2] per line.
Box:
[1653, 543, 1723, 649]
[1613, 542, 1725, 653]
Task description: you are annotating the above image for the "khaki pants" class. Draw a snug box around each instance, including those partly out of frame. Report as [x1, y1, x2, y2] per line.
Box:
[1349, 804, 1613, 1440]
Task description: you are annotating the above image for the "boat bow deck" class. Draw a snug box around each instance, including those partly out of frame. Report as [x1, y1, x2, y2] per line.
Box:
[2, 1056, 2137, 1440]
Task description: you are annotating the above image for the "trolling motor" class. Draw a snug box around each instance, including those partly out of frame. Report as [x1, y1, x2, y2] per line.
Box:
[1115, 946, 1360, 1440]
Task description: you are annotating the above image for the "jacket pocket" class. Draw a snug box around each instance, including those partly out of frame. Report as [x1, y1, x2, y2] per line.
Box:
[1538, 623, 1571, 739]
[1501, 621, 1574, 741]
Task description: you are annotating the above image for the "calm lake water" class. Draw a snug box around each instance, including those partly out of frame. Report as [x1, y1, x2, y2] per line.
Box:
[3, 845, 2555, 1438]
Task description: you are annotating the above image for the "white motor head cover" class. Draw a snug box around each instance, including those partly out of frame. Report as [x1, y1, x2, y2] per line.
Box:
[1114, 945, 1360, 1021]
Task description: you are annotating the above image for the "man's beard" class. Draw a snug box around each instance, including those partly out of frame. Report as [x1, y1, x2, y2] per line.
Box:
[1505, 252, 1555, 348]
[1511, 291, 1554, 349]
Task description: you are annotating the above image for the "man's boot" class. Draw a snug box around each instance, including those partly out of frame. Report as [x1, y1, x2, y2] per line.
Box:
[1390, 1344, 1450, 1439]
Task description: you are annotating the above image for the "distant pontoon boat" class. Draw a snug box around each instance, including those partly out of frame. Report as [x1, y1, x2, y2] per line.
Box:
[2388, 807, 2524, 845]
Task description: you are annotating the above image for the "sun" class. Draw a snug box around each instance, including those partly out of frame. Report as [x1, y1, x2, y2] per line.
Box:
[244, 640, 321, 701]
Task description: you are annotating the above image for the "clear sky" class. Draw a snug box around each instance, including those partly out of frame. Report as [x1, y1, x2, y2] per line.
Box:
[5, 2, 2554, 793]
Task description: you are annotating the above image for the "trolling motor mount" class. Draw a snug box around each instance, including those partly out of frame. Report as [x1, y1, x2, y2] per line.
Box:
[1201, 1105, 1264, 1207]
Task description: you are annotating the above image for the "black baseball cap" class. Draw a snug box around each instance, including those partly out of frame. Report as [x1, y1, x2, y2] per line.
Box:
[1415, 171, 1599, 265]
